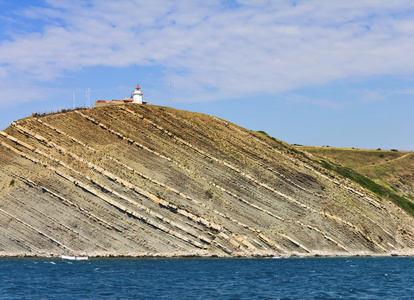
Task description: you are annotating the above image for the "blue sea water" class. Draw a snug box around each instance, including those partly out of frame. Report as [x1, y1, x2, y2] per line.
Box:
[0, 256, 413, 299]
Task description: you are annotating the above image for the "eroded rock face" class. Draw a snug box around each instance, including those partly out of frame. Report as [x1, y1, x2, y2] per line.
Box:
[0, 104, 414, 258]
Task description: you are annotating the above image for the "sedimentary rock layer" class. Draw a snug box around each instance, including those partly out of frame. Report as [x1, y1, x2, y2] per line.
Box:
[0, 104, 413, 257]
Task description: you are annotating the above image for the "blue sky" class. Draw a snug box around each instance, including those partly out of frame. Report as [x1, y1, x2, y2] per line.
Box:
[0, 0, 413, 150]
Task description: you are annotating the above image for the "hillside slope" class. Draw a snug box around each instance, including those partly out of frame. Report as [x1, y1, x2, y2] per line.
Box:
[294, 146, 414, 201]
[1, 104, 414, 258]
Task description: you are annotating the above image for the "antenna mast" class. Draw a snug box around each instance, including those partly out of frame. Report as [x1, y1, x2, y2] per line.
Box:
[85, 88, 91, 108]
[169, 80, 172, 106]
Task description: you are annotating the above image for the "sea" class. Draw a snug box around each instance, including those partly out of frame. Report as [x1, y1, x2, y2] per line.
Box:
[1, 256, 413, 299]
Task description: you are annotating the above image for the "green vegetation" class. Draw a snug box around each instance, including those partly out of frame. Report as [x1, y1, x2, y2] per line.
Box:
[256, 131, 310, 159]
[256, 136, 414, 217]
[205, 188, 214, 199]
[256, 131, 283, 146]
[262, 133, 402, 204]
[9, 179, 15, 187]
[31, 107, 87, 118]
[319, 159, 414, 216]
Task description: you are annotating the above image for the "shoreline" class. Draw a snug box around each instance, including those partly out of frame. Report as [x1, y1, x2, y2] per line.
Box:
[2, 250, 414, 259]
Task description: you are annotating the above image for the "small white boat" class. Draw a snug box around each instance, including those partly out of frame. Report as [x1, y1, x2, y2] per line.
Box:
[61, 254, 89, 261]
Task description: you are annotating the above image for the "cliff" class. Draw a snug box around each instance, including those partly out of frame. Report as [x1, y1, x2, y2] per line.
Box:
[1, 104, 414, 258]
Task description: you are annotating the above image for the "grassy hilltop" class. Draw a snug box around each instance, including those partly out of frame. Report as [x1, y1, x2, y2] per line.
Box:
[294, 146, 414, 212]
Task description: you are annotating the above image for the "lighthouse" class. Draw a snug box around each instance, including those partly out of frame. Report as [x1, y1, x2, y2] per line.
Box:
[94, 84, 147, 108]
[132, 84, 143, 104]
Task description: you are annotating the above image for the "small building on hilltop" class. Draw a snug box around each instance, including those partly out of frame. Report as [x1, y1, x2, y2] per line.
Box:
[94, 84, 147, 108]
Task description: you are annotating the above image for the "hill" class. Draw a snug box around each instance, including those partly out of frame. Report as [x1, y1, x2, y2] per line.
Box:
[1, 104, 414, 258]
[293, 146, 414, 203]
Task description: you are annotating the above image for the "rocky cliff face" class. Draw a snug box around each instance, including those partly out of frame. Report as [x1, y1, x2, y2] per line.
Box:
[1, 104, 414, 257]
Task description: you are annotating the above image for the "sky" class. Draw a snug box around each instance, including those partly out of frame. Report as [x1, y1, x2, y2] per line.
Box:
[0, 0, 413, 150]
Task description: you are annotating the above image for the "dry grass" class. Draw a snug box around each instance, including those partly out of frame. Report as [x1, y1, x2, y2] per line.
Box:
[294, 145, 414, 198]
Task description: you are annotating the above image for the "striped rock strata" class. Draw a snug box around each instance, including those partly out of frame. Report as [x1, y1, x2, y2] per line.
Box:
[0, 104, 414, 257]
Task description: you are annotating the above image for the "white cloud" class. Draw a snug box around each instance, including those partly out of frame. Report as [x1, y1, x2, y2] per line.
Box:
[286, 94, 350, 109]
[0, 0, 414, 105]
[0, 78, 55, 107]
[356, 90, 387, 103]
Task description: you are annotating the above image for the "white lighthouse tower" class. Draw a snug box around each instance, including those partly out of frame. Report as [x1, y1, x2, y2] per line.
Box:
[132, 84, 143, 104]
